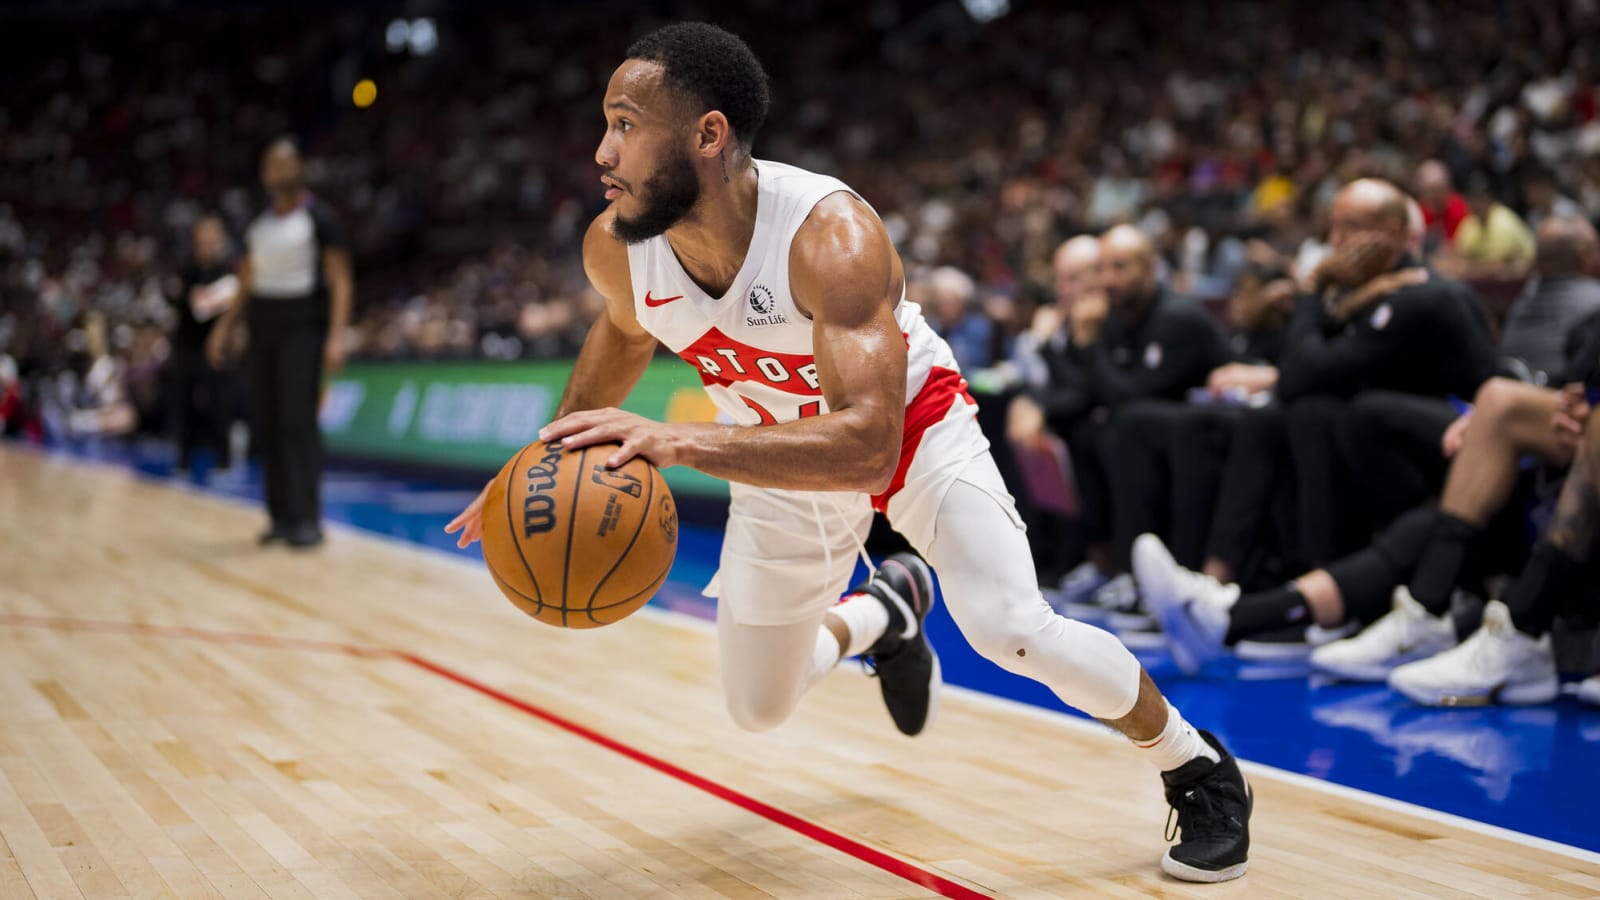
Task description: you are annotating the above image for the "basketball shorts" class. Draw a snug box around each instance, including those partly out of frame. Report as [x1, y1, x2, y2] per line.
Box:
[704, 394, 1002, 626]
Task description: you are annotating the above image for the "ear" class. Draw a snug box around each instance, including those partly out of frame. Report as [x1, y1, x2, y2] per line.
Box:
[693, 110, 733, 160]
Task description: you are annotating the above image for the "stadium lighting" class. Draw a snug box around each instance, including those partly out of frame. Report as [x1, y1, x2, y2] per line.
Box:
[408, 18, 438, 56]
[961, 0, 1009, 24]
[386, 19, 410, 53]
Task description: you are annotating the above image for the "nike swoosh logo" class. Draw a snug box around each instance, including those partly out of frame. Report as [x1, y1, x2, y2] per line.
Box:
[644, 292, 683, 307]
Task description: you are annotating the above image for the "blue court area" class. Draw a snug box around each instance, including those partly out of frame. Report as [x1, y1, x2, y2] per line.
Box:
[56, 439, 1600, 856]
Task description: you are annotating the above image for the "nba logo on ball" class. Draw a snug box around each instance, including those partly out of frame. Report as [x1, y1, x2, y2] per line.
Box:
[480, 441, 679, 628]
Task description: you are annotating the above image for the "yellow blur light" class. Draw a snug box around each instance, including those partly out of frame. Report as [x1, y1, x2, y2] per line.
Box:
[352, 79, 377, 108]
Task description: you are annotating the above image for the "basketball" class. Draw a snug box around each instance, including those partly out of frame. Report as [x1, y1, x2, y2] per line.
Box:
[480, 439, 678, 628]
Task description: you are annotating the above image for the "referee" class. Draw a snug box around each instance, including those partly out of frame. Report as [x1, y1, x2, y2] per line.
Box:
[208, 138, 352, 548]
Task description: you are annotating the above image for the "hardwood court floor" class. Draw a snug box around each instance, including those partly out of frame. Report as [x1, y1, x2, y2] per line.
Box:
[1, 446, 1597, 898]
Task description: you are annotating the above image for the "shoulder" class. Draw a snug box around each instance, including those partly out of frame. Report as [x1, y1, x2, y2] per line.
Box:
[789, 192, 898, 322]
[790, 192, 892, 282]
[582, 210, 632, 301]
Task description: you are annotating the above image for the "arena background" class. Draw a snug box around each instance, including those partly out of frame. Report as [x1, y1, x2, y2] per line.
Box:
[3, 0, 1599, 891]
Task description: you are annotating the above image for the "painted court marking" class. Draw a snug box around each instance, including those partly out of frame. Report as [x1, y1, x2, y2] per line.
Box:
[0, 613, 988, 899]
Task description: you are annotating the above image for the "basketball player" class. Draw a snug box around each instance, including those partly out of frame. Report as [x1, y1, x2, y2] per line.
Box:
[447, 24, 1251, 882]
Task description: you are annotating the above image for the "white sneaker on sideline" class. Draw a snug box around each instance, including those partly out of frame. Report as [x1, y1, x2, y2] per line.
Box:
[1388, 601, 1559, 706]
[1573, 675, 1600, 707]
[1093, 574, 1152, 631]
[1310, 586, 1455, 682]
[1056, 560, 1112, 618]
[1236, 619, 1361, 661]
[1132, 534, 1239, 675]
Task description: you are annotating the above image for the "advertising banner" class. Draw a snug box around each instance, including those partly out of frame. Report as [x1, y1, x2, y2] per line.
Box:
[320, 359, 728, 498]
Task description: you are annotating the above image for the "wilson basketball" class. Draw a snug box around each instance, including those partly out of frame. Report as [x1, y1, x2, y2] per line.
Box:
[480, 440, 678, 628]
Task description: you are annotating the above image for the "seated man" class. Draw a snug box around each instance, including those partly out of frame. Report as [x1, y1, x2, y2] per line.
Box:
[1341, 216, 1600, 525]
[1053, 226, 1230, 611]
[1134, 308, 1600, 682]
[1389, 385, 1600, 706]
[1007, 236, 1101, 584]
[1200, 181, 1497, 590]
[1106, 251, 1293, 582]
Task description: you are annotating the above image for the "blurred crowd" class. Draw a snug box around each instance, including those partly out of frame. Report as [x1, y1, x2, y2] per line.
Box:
[5, 3, 1600, 388]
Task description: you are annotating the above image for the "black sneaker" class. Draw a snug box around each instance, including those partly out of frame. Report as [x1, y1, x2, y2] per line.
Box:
[258, 523, 291, 546]
[856, 553, 940, 736]
[286, 523, 324, 549]
[1160, 730, 1251, 883]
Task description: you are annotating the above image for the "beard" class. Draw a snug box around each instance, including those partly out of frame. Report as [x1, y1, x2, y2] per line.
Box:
[610, 145, 702, 245]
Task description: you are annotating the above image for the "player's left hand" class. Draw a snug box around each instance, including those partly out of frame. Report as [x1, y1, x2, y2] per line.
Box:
[540, 408, 689, 469]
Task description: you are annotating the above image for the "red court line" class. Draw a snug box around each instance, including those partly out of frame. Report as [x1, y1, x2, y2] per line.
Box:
[0, 614, 989, 899]
[400, 653, 989, 900]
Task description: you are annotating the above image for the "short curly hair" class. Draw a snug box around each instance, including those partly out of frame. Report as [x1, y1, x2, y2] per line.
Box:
[627, 23, 770, 150]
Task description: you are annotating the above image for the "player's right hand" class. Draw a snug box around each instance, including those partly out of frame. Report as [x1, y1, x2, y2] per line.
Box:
[445, 480, 492, 548]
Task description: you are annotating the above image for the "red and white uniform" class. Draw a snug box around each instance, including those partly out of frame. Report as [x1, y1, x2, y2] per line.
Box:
[626, 160, 1000, 624]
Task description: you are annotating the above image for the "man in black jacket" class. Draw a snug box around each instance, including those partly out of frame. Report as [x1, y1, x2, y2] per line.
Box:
[1007, 236, 1100, 583]
[1201, 180, 1498, 583]
[168, 215, 238, 472]
[1108, 255, 1293, 577]
[1342, 215, 1600, 526]
[1059, 225, 1229, 611]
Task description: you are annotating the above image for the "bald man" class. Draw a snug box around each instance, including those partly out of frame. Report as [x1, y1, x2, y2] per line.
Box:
[1007, 236, 1102, 584]
[1192, 180, 1498, 599]
[1056, 225, 1229, 611]
[208, 137, 353, 548]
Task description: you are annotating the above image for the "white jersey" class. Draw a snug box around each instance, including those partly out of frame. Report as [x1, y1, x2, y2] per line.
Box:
[627, 159, 976, 509]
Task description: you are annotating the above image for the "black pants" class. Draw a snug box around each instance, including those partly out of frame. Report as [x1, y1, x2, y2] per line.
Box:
[1065, 413, 1114, 548]
[246, 303, 325, 530]
[1109, 401, 1243, 571]
[170, 349, 233, 470]
[1207, 404, 1300, 584]
[1327, 482, 1537, 626]
[1340, 390, 1460, 525]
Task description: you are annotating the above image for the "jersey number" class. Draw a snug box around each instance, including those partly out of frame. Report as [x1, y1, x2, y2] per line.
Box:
[742, 397, 823, 425]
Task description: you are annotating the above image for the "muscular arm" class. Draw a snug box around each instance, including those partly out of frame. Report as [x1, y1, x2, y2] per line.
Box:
[675, 193, 904, 492]
[549, 193, 905, 493]
[554, 213, 660, 417]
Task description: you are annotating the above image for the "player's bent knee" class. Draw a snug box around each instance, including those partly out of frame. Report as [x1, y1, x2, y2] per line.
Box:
[723, 690, 797, 733]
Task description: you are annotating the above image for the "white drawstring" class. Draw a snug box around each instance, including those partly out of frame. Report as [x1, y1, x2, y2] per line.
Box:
[805, 493, 877, 583]
[825, 493, 876, 578]
[807, 495, 833, 581]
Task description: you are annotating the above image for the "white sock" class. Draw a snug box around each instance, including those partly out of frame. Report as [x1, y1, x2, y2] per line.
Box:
[804, 628, 841, 691]
[1133, 702, 1220, 772]
[827, 592, 891, 658]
